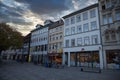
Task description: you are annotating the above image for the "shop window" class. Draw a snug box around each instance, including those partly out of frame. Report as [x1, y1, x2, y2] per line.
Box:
[106, 51, 120, 67]
[70, 53, 75, 66]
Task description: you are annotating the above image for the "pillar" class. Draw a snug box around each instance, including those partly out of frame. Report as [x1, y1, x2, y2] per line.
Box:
[99, 48, 104, 69]
[103, 49, 107, 69]
[62, 52, 65, 65]
[68, 52, 70, 67]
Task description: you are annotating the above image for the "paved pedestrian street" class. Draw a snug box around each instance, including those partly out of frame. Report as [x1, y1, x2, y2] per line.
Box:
[0, 60, 120, 80]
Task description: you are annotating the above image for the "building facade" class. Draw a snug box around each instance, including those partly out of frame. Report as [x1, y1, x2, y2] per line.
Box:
[23, 33, 31, 62]
[48, 19, 64, 64]
[30, 21, 53, 64]
[62, 4, 104, 69]
[99, 0, 120, 69]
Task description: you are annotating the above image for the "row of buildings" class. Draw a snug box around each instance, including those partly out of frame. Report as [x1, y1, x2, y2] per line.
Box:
[2, 0, 120, 69]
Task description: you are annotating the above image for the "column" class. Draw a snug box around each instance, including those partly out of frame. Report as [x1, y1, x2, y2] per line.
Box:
[62, 52, 65, 65]
[103, 49, 107, 69]
[68, 52, 70, 67]
[99, 48, 104, 69]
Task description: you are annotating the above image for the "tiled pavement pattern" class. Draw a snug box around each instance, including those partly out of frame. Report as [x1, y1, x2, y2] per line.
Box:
[0, 60, 120, 80]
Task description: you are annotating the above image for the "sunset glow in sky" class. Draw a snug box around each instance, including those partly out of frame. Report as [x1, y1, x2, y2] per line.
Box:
[0, 0, 97, 36]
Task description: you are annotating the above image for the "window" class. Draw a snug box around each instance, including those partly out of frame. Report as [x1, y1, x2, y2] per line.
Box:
[65, 18, 69, 26]
[116, 11, 120, 20]
[91, 21, 97, 30]
[71, 39, 75, 47]
[65, 40, 69, 47]
[45, 45, 47, 51]
[71, 27, 75, 34]
[65, 28, 69, 35]
[105, 31, 110, 41]
[59, 42, 62, 48]
[83, 12, 88, 20]
[92, 35, 98, 44]
[77, 25, 82, 33]
[71, 16, 75, 24]
[101, 1, 105, 10]
[103, 15, 107, 24]
[118, 27, 120, 40]
[103, 13, 113, 25]
[77, 38, 82, 46]
[60, 26, 62, 30]
[106, 0, 112, 9]
[53, 36, 55, 41]
[111, 30, 116, 41]
[83, 23, 89, 32]
[49, 44, 51, 50]
[60, 35, 62, 39]
[108, 13, 113, 23]
[90, 9, 96, 18]
[56, 36, 58, 40]
[76, 14, 81, 22]
[84, 37, 90, 45]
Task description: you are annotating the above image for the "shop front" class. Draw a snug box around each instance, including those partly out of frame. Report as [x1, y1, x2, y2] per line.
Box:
[70, 51, 100, 68]
[106, 50, 120, 69]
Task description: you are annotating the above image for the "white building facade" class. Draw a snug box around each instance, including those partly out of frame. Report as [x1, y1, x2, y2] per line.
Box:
[62, 4, 104, 69]
[30, 23, 50, 64]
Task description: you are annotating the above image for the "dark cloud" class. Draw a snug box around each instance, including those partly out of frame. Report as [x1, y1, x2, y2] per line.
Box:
[0, 0, 97, 35]
[15, 0, 69, 15]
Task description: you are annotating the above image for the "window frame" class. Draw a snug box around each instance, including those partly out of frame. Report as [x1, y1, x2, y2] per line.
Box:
[84, 36, 90, 45]
[77, 38, 82, 46]
[83, 23, 89, 32]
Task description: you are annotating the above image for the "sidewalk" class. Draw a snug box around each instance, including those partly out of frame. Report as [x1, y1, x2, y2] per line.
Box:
[0, 60, 120, 80]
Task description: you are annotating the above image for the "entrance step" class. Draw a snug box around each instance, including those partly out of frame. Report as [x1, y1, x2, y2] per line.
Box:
[80, 67, 101, 73]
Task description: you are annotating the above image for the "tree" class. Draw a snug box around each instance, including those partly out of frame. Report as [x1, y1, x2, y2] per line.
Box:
[0, 23, 23, 53]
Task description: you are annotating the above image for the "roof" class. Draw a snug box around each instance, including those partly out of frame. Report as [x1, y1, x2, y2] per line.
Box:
[49, 19, 64, 29]
[31, 23, 52, 33]
[62, 3, 98, 19]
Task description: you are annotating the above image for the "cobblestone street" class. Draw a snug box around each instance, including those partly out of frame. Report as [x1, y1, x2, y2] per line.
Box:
[0, 60, 120, 80]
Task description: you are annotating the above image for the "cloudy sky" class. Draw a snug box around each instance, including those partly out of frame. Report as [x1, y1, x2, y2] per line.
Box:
[0, 0, 97, 36]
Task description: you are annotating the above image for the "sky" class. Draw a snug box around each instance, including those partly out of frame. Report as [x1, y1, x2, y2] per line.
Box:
[0, 0, 98, 36]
